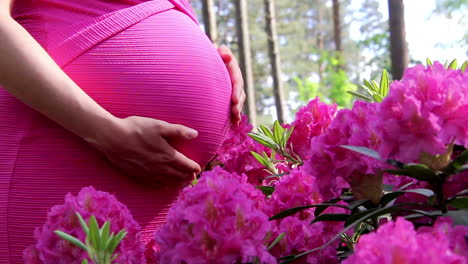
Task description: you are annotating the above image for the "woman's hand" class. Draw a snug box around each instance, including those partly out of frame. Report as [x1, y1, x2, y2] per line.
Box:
[91, 116, 201, 188]
[217, 46, 246, 124]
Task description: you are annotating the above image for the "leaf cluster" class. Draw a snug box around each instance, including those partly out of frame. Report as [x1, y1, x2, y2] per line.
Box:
[248, 121, 302, 176]
[54, 212, 127, 264]
[347, 68, 389, 102]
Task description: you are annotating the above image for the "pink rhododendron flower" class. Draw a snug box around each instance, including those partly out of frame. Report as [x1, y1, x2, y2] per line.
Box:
[155, 167, 276, 264]
[285, 97, 337, 159]
[305, 101, 383, 200]
[269, 217, 340, 264]
[376, 63, 468, 162]
[267, 167, 322, 220]
[266, 167, 344, 263]
[418, 217, 468, 259]
[216, 114, 273, 184]
[344, 217, 467, 264]
[23, 186, 144, 264]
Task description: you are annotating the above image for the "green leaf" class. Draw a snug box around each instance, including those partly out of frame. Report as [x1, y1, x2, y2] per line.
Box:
[449, 197, 468, 209]
[88, 215, 100, 250]
[444, 210, 468, 226]
[107, 230, 127, 254]
[360, 84, 375, 97]
[314, 198, 342, 217]
[259, 125, 274, 139]
[402, 209, 442, 220]
[248, 133, 276, 149]
[54, 230, 87, 250]
[379, 188, 435, 206]
[444, 149, 468, 174]
[385, 163, 439, 182]
[284, 126, 295, 147]
[426, 57, 433, 66]
[76, 212, 89, 235]
[371, 80, 379, 92]
[372, 93, 383, 102]
[251, 151, 269, 167]
[461, 61, 467, 73]
[273, 120, 284, 145]
[257, 186, 275, 196]
[99, 221, 110, 250]
[82, 259, 88, 264]
[379, 69, 389, 96]
[310, 213, 349, 224]
[347, 91, 373, 102]
[340, 145, 382, 160]
[448, 59, 457, 69]
[270, 203, 349, 220]
[363, 79, 375, 91]
[383, 184, 395, 192]
[267, 232, 285, 251]
[347, 199, 371, 210]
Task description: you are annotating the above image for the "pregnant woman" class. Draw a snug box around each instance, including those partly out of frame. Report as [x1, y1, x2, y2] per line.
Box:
[0, 0, 245, 262]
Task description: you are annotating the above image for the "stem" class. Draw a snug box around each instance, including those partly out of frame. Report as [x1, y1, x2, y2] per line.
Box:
[433, 180, 447, 213]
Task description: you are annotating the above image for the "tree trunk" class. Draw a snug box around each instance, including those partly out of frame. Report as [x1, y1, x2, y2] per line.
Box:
[202, 0, 218, 43]
[332, 0, 342, 54]
[316, 5, 324, 83]
[234, 0, 257, 127]
[388, 0, 408, 80]
[264, 0, 286, 124]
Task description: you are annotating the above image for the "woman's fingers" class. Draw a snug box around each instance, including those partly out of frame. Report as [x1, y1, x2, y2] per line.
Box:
[217, 45, 246, 124]
[157, 121, 198, 140]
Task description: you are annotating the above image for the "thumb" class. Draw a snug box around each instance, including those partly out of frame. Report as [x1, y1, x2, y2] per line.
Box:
[160, 123, 198, 140]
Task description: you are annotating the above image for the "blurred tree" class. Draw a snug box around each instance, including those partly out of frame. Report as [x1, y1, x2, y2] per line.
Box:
[388, 0, 408, 80]
[332, 0, 343, 57]
[264, 0, 287, 123]
[234, 0, 257, 126]
[201, 0, 218, 43]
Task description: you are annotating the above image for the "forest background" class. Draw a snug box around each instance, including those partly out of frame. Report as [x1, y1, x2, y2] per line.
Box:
[191, 0, 468, 126]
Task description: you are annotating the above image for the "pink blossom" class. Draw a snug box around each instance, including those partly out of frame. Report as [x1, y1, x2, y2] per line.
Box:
[269, 217, 339, 264]
[155, 167, 276, 264]
[305, 101, 383, 200]
[286, 97, 337, 159]
[376, 63, 468, 162]
[344, 217, 467, 264]
[216, 114, 273, 184]
[267, 167, 322, 220]
[418, 217, 468, 259]
[267, 167, 344, 263]
[23, 186, 144, 264]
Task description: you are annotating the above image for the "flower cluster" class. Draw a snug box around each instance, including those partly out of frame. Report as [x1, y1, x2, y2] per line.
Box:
[344, 217, 468, 264]
[285, 97, 337, 159]
[375, 63, 468, 163]
[23, 187, 144, 264]
[155, 167, 276, 264]
[305, 101, 384, 200]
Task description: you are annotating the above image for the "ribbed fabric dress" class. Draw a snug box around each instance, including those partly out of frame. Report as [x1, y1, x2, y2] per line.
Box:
[0, 0, 232, 262]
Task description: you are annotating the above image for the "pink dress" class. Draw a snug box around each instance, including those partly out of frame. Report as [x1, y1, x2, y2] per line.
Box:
[0, 0, 231, 262]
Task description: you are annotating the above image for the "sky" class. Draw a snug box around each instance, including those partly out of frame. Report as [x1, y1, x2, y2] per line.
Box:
[377, 0, 467, 65]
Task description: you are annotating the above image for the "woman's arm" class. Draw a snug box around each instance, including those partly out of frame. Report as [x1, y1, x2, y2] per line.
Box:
[0, 4, 200, 185]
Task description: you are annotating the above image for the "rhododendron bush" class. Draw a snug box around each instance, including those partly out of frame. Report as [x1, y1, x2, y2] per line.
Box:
[26, 62, 468, 263]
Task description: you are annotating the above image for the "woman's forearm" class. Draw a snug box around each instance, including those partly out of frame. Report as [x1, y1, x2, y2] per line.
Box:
[0, 15, 116, 142]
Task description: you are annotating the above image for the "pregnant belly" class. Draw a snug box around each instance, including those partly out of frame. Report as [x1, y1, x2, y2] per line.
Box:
[63, 9, 232, 167]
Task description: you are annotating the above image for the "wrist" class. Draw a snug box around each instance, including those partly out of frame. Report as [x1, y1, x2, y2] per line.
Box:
[81, 113, 121, 150]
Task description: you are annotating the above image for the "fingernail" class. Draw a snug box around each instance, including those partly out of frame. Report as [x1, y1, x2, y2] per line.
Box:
[186, 128, 198, 139]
